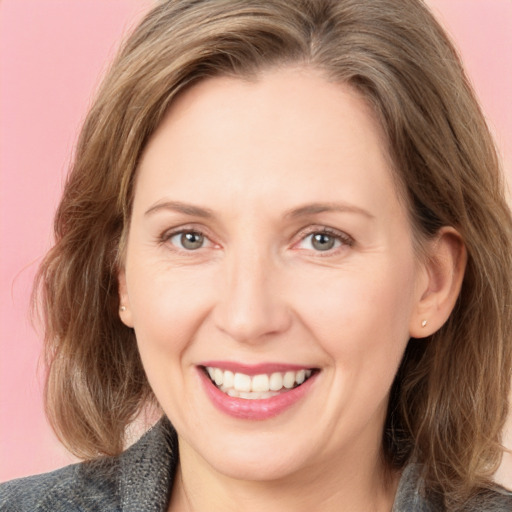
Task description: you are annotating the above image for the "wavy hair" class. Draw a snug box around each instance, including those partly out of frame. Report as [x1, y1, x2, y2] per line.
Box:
[34, 0, 512, 505]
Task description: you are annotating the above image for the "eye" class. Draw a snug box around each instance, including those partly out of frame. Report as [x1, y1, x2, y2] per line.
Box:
[168, 231, 209, 250]
[302, 232, 340, 252]
[296, 228, 353, 253]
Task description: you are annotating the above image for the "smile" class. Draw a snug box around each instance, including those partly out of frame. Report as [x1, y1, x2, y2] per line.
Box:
[204, 366, 314, 399]
[199, 363, 319, 420]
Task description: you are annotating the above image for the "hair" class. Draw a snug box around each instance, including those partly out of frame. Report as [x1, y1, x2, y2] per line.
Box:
[34, 0, 512, 506]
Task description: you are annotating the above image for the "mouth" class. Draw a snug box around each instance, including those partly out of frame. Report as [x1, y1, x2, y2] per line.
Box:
[201, 365, 318, 400]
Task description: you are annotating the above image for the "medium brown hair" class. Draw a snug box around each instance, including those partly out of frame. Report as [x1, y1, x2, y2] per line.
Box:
[35, 0, 512, 505]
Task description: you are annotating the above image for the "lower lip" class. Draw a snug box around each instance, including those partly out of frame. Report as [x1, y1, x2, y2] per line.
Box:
[199, 369, 318, 420]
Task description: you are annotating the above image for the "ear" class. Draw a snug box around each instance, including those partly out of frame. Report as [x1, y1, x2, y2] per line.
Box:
[118, 268, 134, 328]
[409, 227, 467, 338]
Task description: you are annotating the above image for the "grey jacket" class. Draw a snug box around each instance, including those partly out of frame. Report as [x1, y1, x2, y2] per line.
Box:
[1, 417, 511, 511]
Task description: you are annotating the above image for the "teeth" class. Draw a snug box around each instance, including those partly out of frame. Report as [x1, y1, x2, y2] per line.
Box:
[205, 367, 314, 396]
[283, 371, 295, 389]
[269, 372, 283, 391]
[223, 388, 280, 399]
[223, 370, 234, 388]
[296, 369, 306, 385]
[214, 368, 223, 386]
[233, 373, 251, 392]
[251, 374, 269, 392]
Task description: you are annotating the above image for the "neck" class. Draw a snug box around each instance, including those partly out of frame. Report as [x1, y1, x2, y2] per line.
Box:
[168, 437, 400, 512]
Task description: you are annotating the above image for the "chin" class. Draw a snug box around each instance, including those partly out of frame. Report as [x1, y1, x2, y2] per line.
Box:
[183, 423, 317, 482]
[207, 446, 308, 482]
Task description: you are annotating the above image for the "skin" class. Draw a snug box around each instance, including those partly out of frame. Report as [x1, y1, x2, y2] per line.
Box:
[119, 67, 465, 512]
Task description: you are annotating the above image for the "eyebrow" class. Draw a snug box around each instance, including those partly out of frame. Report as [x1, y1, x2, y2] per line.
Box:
[284, 202, 374, 220]
[144, 200, 374, 220]
[145, 200, 214, 218]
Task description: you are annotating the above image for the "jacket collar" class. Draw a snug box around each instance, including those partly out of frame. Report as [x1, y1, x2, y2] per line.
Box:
[119, 417, 178, 512]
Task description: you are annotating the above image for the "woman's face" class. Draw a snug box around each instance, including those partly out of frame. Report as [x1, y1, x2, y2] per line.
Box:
[119, 67, 428, 482]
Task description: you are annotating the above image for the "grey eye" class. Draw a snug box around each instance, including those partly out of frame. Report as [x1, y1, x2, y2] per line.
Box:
[311, 233, 336, 251]
[174, 232, 205, 250]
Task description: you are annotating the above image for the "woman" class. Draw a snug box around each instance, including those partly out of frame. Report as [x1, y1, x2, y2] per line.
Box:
[1, 0, 511, 510]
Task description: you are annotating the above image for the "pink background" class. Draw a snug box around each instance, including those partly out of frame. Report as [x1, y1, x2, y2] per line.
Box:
[1, 0, 511, 484]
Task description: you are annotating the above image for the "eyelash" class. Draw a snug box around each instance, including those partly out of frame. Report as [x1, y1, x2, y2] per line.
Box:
[294, 227, 354, 255]
[160, 226, 214, 252]
[160, 225, 354, 255]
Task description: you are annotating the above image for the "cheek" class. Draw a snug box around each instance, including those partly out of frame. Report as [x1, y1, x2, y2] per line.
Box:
[125, 264, 219, 418]
[291, 260, 416, 365]
[126, 260, 217, 355]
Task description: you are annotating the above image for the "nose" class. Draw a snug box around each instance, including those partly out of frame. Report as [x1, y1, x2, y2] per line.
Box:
[213, 247, 292, 344]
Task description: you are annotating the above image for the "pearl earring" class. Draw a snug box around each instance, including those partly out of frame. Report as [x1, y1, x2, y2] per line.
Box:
[421, 319, 427, 327]
[120, 306, 126, 312]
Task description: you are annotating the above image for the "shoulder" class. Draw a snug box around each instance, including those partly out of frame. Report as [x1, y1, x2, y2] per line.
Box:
[0, 457, 120, 512]
[465, 487, 512, 512]
[393, 463, 512, 512]
[0, 417, 178, 512]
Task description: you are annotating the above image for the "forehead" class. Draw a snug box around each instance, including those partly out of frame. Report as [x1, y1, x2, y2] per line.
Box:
[154, 67, 388, 153]
[134, 67, 404, 223]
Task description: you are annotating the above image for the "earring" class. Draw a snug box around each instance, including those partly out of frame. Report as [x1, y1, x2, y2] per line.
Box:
[421, 319, 428, 327]
[120, 306, 126, 312]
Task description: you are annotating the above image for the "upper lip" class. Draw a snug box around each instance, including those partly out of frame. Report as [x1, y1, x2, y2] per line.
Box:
[199, 361, 317, 376]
